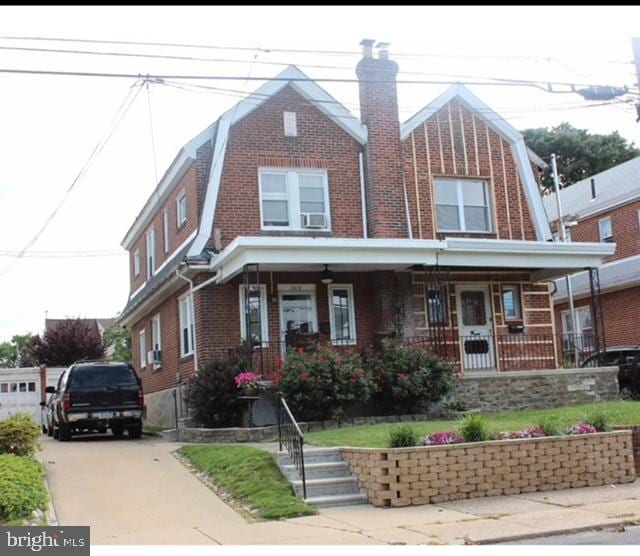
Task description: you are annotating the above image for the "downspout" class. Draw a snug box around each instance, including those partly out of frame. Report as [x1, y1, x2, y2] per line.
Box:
[402, 175, 413, 239]
[358, 151, 368, 238]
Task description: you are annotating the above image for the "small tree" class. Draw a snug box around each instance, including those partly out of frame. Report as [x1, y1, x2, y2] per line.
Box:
[103, 325, 131, 363]
[34, 319, 105, 366]
[0, 334, 38, 368]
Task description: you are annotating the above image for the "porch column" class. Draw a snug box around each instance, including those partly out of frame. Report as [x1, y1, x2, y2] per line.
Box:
[588, 267, 606, 356]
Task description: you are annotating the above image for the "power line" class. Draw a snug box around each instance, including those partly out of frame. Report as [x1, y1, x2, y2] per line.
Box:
[0, 250, 126, 258]
[0, 67, 634, 94]
[0, 42, 629, 86]
[0, 79, 144, 278]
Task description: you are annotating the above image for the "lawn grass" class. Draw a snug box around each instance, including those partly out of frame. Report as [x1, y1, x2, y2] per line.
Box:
[305, 401, 640, 448]
[178, 444, 317, 520]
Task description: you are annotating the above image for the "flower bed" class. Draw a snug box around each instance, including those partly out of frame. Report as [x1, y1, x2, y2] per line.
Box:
[341, 430, 636, 508]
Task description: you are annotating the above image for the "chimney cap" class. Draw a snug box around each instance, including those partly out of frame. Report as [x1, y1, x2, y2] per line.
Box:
[376, 41, 391, 60]
[360, 38, 376, 47]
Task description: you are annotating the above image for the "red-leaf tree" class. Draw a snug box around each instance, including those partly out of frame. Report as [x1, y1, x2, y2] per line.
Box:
[35, 319, 105, 366]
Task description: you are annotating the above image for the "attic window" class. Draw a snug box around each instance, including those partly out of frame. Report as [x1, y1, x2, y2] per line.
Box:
[283, 112, 297, 137]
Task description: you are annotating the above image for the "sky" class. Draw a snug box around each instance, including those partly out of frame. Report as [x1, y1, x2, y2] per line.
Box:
[1, 5, 639, 343]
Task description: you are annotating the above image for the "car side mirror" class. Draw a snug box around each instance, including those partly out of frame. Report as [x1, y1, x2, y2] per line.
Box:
[45, 386, 56, 394]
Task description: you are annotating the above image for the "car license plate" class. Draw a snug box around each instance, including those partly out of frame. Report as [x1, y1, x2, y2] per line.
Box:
[93, 411, 119, 419]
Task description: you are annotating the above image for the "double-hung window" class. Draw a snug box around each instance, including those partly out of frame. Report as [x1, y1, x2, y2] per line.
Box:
[598, 217, 613, 242]
[176, 192, 187, 228]
[133, 249, 140, 277]
[328, 284, 356, 345]
[151, 314, 162, 368]
[139, 329, 147, 368]
[259, 169, 330, 230]
[435, 178, 492, 233]
[426, 286, 448, 325]
[146, 228, 155, 278]
[162, 210, 169, 253]
[179, 294, 195, 357]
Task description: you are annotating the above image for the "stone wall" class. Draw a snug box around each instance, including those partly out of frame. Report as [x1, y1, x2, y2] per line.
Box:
[144, 386, 186, 429]
[341, 431, 636, 508]
[455, 367, 619, 412]
[614, 425, 640, 473]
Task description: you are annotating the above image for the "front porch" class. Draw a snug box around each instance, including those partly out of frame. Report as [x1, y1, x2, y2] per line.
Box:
[191, 236, 614, 376]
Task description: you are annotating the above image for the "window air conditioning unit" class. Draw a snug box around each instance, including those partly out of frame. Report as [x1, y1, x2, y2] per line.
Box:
[147, 350, 162, 365]
[301, 212, 326, 229]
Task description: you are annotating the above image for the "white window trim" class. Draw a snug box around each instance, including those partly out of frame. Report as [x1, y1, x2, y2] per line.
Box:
[151, 314, 162, 370]
[176, 191, 187, 228]
[239, 284, 269, 344]
[179, 294, 195, 357]
[139, 329, 147, 369]
[163, 210, 169, 253]
[561, 306, 593, 335]
[598, 216, 613, 242]
[258, 168, 331, 232]
[501, 284, 522, 321]
[133, 249, 140, 277]
[328, 284, 357, 345]
[146, 228, 156, 279]
[434, 178, 493, 233]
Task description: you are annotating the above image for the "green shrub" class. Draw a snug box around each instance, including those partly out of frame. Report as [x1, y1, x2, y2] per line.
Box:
[458, 413, 491, 442]
[364, 339, 456, 415]
[0, 454, 48, 520]
[585, 410, 611, 432]
[276, 346, 375, 421]
[387, 424, 418, 448]
[0, 413, 41, 456]
[537, 415, 562, 436]
[184, 353, 251, 427]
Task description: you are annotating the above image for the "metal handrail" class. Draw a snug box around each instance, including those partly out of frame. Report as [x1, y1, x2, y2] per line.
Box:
[278, 395, 306, 499]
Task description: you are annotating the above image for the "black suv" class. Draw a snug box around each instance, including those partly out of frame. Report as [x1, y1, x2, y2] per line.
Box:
[46, 361, 144, 441]
[581, 346, 640, 398]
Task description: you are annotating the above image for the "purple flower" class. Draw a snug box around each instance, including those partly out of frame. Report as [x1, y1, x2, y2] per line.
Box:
[424, 431, 464, 445]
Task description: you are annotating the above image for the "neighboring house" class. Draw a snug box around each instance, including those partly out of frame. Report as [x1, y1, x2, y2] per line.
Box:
[543, 156, 640, 355]
[45, 318, 117, 358]
[118, 41, 613, 425]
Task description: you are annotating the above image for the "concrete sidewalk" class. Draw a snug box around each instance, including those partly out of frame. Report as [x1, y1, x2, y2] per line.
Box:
[41, 436, 640, 545]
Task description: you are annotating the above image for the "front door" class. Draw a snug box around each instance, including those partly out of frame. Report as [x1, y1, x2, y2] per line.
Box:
[456, 285, 495, 371]
[278, 285, 318, 352]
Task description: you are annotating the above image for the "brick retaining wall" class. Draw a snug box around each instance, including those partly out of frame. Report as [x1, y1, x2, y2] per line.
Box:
[614, 425, 640, 473]
[341, 431, 636, 508]
[455, 367, 619, 413]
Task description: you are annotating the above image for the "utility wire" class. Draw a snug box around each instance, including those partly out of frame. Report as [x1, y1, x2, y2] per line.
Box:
[0, 43, 628, 86]
[0, 67, 634, 93]
[0, 80, 145, 278]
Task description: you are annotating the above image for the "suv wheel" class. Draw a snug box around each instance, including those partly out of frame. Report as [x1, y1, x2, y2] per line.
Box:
[47, 421, 53, 437]
[128, 421, 143, 440]
[58, 423, 72, 442]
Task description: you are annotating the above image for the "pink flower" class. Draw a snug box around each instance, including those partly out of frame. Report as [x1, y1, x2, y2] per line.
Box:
[424, 431, 464, 445]
[300, 372, 310, 382]
[234, 372, 263, 389]
[298, 347, 305, 355]
[565, 422, 597, 435]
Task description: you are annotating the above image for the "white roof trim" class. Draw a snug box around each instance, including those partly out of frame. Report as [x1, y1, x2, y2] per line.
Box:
[400, 84, 551, 241]
[207, 236, 614, 284]
[188, 66, 365, 258]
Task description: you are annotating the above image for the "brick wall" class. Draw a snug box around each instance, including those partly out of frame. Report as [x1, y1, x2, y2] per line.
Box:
[559, 198, 640, 262]
[455, 367, 619, 412]
[341, 431, 636, 507]
[614, 425, 640, 473]
[128, 162, 201, 291]
[554, 285, 640, 347]
[211, 85, 365, 249]
[403, 100, 538, 242]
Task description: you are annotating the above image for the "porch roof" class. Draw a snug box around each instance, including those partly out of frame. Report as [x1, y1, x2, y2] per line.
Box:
[206, 236, 615, 284]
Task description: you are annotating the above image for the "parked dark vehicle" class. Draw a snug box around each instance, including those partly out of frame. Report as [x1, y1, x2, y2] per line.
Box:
[581, 346, 640, 398]
[46, 361, 144, 441]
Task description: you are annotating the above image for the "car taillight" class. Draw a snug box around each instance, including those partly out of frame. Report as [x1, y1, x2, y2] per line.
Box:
[63, 393, 72, 410]
[138, 389, 144, 407]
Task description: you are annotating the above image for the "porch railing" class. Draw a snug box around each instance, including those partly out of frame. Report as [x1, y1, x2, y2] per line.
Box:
[278, 395, 306, 499]
[215, 333, 597, 376]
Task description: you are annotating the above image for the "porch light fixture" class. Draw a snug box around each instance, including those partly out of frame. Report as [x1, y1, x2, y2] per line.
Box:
[320, 264, 335, 285]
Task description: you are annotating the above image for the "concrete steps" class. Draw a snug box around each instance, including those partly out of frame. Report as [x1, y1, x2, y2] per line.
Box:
[276, 448, 368, 508]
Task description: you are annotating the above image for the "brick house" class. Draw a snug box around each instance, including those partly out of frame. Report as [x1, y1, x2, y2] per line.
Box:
[118, 41, 614, 425]
[544, 156, 640, 359]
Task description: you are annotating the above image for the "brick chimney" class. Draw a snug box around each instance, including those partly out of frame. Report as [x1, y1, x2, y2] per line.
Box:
[356, 39, 408, 238]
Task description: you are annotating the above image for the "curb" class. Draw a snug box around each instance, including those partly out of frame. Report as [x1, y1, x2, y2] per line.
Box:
[42, 472, 59, 527]
[472, 519, 635, 544]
